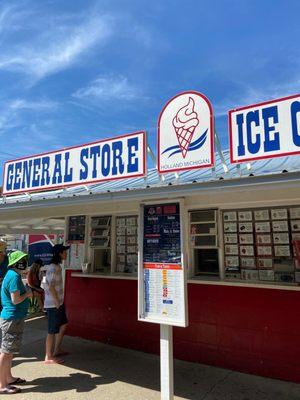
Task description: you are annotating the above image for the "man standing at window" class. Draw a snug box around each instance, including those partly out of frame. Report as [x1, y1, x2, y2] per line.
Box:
[44, 244, 70, 364]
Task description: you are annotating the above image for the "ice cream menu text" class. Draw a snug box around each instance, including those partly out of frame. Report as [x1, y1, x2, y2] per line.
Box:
[142, 203, 187, 326]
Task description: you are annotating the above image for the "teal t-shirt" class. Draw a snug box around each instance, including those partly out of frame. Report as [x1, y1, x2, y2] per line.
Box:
[1, 269, 29, 320]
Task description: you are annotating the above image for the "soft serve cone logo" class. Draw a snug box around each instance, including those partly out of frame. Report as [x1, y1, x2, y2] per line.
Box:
[158, 91, 214, 173]
[172, 97, 199, 158]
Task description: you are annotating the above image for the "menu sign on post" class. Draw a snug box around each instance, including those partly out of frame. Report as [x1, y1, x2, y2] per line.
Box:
[138, 202, 188, 327]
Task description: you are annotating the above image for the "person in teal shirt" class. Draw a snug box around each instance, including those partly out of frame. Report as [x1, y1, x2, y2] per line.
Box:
[0, 241, 9, 312]
[0, 251, 32, 394]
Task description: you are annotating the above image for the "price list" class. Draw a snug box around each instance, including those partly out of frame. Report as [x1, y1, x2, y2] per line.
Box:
[141, 203, 187, 326]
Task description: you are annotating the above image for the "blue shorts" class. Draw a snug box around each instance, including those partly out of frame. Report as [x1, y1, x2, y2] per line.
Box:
[46, 304, 68, 334]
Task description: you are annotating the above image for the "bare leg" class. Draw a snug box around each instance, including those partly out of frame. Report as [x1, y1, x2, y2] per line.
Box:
[45, 334, 55, 361]
[0, 353, 13, 389]
[53, 324, 67, 356]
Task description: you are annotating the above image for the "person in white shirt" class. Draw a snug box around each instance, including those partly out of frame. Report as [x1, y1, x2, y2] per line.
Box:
[44, 244, 70, 364]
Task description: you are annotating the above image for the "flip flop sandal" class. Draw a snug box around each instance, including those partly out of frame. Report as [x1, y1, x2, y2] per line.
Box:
[44, 358, 65, 364]
[8, 378, 26, 385]
[0, 386, 21, 394]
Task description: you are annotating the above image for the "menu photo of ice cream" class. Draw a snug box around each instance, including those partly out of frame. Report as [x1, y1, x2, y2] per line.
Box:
[223, 211, 237, 222]
[290, 208, 300, 219]
[239, 234, 254, 244]
[254, 210, 269, 221]
[256, 234, 272, 244]
[255, 222, 271, 233]
[272, 220, 289, 232]
[291, 220, 300, 232]
[238, 211, 252, 221]
[224, 234, 238, 244]
[238, 222, 253, 233]
[224, 222, 237, 233]
[271, 208, 288, 220]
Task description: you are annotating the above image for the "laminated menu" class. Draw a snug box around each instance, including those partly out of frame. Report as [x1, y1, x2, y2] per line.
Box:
[239, 245, 254, 256]
[255, 222, 271, 233]
[274, 246, 291, 257]
[254, 210, 269, 221]
[117, 218, 126, 226]
[271, 208, 288, 220]
[241, 269, 259, 281]
[239, 222, 253, 233]
[239, 234, 254, 244]
[241, 257, 256, 268]
[257, 246, 273, 256]
[225, 245, 239, 255]
[224, 234, 238, 244]
[259, 270, 275, 281]
[225, 256, 239, 268]
[257, 258, 273, 269]
[223, 211, 237, 221]
[224, 222, 237, 233]
[273, 233, 289, 244]
[256, 234, 272, 244]
[272, 220, 289, 232]
[238, 211, 252, 221]
[291, 220, 300, 231]
[290, 208, 300, 219]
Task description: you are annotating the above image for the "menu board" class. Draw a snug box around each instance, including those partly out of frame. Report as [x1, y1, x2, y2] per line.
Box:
[68, 216, 86, 242]
[68, 243, 85, 270]
[139, 203, 187, 327]
[223, 206, 298, 284]
[116, 216, 138, 273]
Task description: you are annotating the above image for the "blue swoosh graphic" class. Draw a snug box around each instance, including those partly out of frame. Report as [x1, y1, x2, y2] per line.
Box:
[162, 129, 208, 158]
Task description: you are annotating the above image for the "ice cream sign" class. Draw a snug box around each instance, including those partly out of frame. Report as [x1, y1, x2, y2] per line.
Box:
[229, 93, 300, 163]
[157, 91, 214, 173]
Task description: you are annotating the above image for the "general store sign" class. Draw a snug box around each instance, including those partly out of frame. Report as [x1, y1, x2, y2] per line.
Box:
[229, 94, 300, 163]
[157, 91, 214, 173]
[3, 131, 146, 195]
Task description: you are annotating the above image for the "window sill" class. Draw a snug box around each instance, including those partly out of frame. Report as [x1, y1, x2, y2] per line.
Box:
[188, 277, 300, 291]
[71, 272, 137, 280]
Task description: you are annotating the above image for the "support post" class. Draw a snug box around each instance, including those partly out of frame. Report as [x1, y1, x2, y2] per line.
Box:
[160, 324, 174, 400]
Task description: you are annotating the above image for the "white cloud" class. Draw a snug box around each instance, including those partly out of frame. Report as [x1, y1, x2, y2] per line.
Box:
[214, 77, 300, 118]
[0, 98, 58, 134]
[73, 74, 142, 101]
[0, 5, 114, 82]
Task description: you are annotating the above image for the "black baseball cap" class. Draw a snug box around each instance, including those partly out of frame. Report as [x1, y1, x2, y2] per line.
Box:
[52, 244, 70, 255]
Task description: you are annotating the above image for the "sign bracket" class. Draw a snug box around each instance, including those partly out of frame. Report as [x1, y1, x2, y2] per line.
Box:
[214, 128, 231, 176]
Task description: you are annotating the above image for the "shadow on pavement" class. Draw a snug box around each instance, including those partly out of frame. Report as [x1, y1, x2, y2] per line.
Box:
[21, 372, 113, 393]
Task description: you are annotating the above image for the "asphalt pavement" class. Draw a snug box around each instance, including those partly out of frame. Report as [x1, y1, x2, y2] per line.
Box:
[5, 316, 300, 399]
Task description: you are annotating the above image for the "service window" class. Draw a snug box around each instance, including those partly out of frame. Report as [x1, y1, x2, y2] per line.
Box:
[190, 209, 219, 277]
[222, 206, 300, 285]
[90, 216, 111, 274]
[115, 215, 138, 274]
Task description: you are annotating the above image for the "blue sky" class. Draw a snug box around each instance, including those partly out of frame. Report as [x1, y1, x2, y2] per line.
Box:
[0, 0, 299, 181]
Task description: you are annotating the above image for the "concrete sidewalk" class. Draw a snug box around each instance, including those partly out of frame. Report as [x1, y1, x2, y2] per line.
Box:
[7, 316, 300, 399]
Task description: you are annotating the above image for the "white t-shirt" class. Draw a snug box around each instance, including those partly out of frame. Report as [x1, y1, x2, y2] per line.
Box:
[44, 263, 64, 309]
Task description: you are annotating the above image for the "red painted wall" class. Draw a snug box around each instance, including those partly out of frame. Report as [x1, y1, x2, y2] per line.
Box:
[65, 270, 300, 383]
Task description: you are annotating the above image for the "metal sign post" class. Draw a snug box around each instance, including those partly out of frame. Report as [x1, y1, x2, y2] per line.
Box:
[160, 324, 174, 400]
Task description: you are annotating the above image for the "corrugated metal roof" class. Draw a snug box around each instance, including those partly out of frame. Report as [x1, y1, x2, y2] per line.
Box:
[1, 149, 299, 205]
